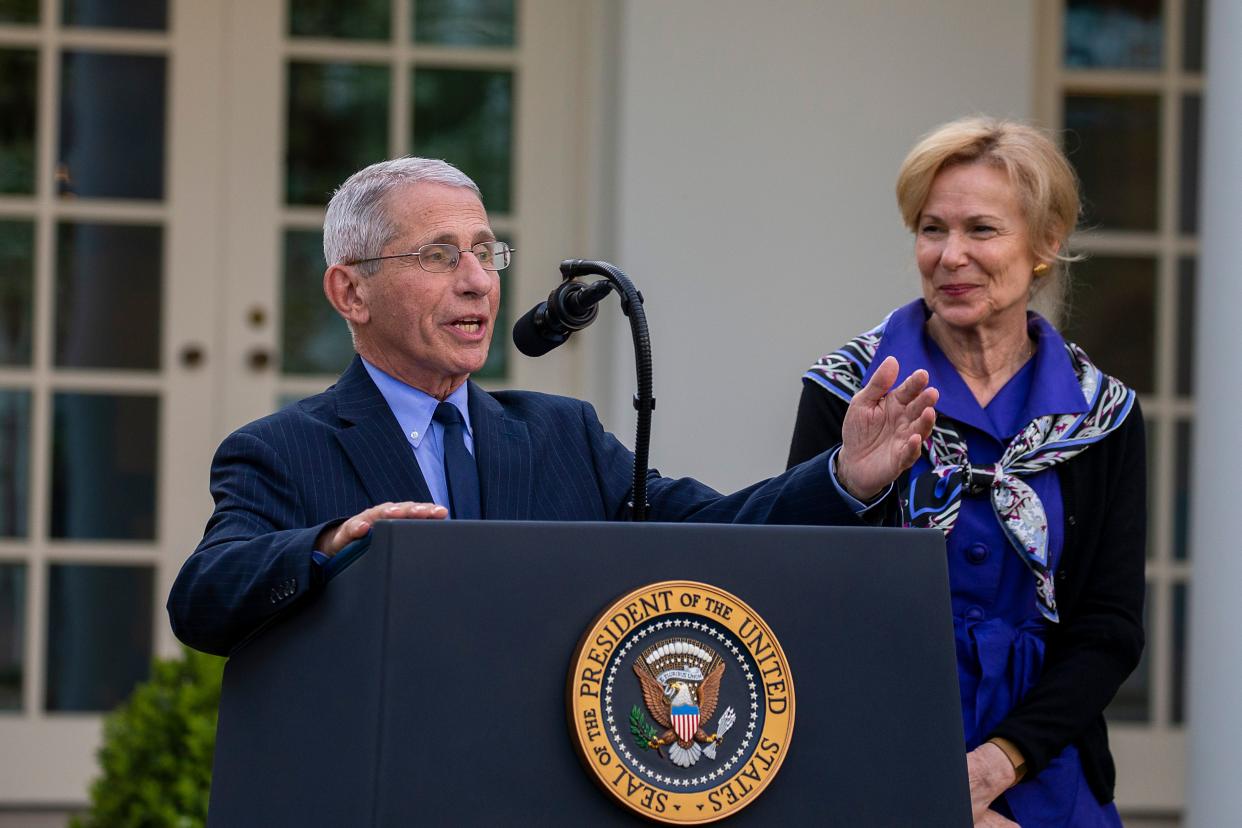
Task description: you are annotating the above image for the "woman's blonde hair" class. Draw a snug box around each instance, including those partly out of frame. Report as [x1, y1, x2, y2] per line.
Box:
[895, 116, 1082, 313]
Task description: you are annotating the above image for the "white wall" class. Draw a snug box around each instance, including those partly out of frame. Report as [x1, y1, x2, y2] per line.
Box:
[599, 0, 1036, 490]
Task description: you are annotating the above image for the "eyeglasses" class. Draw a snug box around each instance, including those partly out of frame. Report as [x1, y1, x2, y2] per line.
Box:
[345, 241, 514, 273]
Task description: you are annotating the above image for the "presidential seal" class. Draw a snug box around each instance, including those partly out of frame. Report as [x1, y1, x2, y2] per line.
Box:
[567, 581, 794, 823]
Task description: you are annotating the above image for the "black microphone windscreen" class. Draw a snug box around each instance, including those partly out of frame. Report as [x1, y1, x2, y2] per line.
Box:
[512, 304, 567, 357]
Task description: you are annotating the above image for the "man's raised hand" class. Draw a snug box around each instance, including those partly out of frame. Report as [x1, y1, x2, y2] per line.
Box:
[836, 356, 938, 500]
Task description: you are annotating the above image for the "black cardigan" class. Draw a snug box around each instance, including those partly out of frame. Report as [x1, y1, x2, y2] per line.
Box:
[788, 379, 1147, 805]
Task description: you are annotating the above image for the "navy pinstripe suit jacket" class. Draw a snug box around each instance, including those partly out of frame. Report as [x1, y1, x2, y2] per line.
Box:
[168, 356, 858, 655]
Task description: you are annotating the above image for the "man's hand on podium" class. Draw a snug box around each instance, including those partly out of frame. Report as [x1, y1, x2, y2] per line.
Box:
[315, 501, 448, 557]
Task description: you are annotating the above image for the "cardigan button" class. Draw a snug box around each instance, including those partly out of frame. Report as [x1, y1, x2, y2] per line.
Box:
[1067, 515, 1077, 526]
[965, 605, 985, 621]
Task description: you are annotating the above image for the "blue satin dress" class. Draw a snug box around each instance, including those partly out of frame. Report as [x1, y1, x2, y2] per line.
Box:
[871, 301, 1123, 827]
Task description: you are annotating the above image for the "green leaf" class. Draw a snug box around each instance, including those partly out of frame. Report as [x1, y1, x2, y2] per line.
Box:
[629, 705, 660, 750]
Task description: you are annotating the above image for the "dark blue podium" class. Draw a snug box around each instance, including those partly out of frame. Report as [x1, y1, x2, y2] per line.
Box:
[208, 521, 970, 826]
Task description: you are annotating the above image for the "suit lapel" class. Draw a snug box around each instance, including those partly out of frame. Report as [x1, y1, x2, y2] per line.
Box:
[333, 356, 434, 505]
[469, 382, 531, 519]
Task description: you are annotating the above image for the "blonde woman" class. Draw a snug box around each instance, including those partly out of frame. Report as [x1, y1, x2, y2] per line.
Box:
[789, 117, 1145, 827]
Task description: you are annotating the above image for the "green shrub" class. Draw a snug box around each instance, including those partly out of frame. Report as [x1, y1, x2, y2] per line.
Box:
[73, 648, 225, 828]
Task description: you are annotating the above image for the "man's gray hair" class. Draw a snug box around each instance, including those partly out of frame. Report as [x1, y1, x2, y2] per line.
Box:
[323, 157, 481, 276]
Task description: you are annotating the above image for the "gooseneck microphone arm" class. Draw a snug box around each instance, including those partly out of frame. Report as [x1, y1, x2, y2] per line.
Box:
[558, 260, 654, 521]
[512, 260, 653, 520]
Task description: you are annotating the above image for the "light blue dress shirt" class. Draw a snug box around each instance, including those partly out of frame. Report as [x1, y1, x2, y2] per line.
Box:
[362, 358, 473, 514]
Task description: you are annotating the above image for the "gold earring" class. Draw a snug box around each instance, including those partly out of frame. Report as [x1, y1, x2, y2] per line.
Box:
[1033, 263, 1050, 275]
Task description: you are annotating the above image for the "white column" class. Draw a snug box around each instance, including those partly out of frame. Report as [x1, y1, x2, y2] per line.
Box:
[1185, 3, 1242, 826]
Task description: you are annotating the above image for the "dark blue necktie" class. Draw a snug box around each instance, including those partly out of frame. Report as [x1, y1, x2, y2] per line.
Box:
[432, 401, 481, 520]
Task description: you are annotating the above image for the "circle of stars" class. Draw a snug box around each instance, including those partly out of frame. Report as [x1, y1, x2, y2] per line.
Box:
[603, 617, 761, 789]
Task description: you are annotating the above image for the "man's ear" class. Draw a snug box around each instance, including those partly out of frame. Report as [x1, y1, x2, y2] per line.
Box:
[324, 264, 370, 325]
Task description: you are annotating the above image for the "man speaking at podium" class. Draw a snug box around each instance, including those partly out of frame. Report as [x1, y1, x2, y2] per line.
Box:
[168, 158, 938, 656]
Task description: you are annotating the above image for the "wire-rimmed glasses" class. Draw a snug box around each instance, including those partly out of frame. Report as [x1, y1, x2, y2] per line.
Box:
[345, 241, 514, 272]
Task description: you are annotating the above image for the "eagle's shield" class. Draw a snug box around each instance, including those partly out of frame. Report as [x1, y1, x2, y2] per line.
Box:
[671, 705, 699, 743]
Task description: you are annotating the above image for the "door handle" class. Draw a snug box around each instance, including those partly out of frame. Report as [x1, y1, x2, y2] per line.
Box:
[246, 347, 272, 372]
[179, 343, 206, 368]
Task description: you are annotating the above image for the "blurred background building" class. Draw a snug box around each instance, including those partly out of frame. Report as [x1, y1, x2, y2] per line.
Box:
[0, 0, 1225, 824]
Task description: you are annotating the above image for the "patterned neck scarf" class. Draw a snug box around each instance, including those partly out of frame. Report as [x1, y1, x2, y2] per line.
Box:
[807, 320, 1136, 623]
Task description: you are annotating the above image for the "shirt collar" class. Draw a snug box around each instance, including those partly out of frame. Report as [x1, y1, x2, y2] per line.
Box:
[1019, 313, 1089, 420]
[866, 299, 1088, 439]
[361, 358, 473, 448]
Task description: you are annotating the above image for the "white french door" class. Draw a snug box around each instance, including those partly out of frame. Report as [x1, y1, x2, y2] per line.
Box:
[0, 0, 594, 806]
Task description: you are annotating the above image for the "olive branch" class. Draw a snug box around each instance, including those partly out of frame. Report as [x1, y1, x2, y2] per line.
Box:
[630, 705, 661, 752]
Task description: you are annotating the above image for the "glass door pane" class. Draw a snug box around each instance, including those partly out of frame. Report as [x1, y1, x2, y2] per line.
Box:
[0, 0, 224, 806]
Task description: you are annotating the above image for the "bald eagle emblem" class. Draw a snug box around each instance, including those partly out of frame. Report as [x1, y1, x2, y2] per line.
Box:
[629, 637, 737, 768]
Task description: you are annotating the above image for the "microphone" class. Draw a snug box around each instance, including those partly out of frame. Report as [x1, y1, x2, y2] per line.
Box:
[512, 278, 614, 357]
